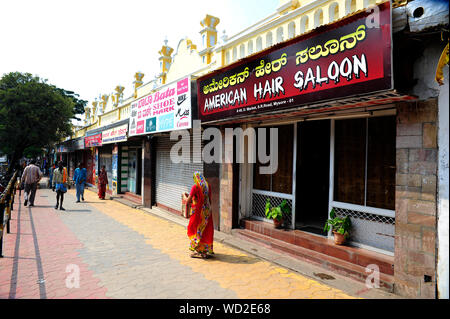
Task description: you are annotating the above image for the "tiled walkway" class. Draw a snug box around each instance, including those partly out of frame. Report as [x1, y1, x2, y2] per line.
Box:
[1, 184, 355, 299]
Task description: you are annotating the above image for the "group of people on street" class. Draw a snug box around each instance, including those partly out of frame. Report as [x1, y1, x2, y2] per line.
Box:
[21, 159, 214, 260]
[21, 160, 90, 210]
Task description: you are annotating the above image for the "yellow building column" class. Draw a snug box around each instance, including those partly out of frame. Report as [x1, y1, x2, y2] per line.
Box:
[84, 106, 91, 125]
[112, 85, 124, 107]
[100, 94, 109, 113]
[158, 40, 174, 85]
[91, 101, 98, 123]
[199, 14, 220, 64]
[133, 72, 144, 98]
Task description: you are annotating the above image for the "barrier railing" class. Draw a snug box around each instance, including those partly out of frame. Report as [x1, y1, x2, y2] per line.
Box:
[0, 170, 19, 258]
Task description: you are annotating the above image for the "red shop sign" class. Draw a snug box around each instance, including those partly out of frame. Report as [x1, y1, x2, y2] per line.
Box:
[197, 1, 392, 122]
[84, 133, 102, 147]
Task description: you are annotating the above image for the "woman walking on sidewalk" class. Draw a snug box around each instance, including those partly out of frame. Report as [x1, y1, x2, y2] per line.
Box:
[52, 161, 68, 211]
[183, 171, 214, 259]
[98, 165, 108, 200]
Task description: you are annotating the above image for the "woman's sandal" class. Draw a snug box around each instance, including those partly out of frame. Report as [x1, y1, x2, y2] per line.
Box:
[190, 252, 210, 259]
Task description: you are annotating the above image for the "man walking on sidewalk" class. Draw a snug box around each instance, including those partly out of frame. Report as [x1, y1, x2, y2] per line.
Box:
[73, 162, 87, 202]
[52, 161, 68, 211]
[21, 159, 43, 207]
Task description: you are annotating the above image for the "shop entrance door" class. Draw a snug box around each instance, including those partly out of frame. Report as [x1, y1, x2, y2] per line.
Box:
[128, 149, 138, 194]
[295, 120, 330, 235]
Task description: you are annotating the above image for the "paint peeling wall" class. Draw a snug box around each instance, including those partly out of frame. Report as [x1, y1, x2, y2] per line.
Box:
[409, 43, 444, 100]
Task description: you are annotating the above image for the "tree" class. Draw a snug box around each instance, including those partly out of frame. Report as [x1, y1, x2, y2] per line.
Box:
[0, 72, 86, 176]
[55, 87, 87, 121]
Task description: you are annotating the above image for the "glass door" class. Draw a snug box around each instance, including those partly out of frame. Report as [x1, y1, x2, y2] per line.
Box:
[128, 149, 137, 193]
[295, 120, 330, 235]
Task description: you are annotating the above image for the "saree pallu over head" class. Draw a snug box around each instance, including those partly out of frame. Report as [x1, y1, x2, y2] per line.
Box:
[188, 171, 214, 254]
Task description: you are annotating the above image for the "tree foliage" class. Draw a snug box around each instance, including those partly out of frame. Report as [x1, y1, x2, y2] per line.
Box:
[0, 72, 86, 172]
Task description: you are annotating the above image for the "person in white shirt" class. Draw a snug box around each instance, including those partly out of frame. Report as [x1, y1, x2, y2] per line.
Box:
[21, 159, 43, 207]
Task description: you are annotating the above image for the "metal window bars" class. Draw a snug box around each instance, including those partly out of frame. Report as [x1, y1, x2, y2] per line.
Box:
[333, 205, 395, 253]
[251, 190, 293, 227]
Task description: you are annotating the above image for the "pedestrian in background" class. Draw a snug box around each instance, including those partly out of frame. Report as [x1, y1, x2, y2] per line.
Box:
[98, 165, 108, 200]
[73, 162, 87, 202]
[183, 171, 214, 259]
[48, 163, 55, 189]
[21, 159, 43, 207]
[52, 161, 68, 210]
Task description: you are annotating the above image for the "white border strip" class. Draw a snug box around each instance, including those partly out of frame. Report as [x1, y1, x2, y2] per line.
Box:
[252, 189, 294, 200]
[348, 240, 394, 257]
[332, 201, 395, 218]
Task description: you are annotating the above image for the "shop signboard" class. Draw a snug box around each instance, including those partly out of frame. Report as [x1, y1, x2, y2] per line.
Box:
[84, 133, 102, 147]
[56, 144, 69, 153]
[102, 124, 128, 144]
[197, 2, 392, 122]
[129, 76, 192, 136]
[72, 138, 85, 150]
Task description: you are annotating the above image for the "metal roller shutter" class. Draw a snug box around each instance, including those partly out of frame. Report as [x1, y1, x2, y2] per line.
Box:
[155, 133, 203, 211]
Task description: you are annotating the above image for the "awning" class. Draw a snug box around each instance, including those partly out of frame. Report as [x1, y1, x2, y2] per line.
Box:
[202, 90, 417, 126]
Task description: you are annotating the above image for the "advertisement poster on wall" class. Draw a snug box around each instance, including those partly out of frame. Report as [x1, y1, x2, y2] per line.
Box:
[112, 145, 118, 194]
[95, 148, 99, 181]
[129, 76, 192, 136]
[197, 2, 392, 122]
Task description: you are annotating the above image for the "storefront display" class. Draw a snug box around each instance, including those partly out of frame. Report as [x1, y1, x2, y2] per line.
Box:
[99, 144, 113, 191]
[196, 1, 398, 253]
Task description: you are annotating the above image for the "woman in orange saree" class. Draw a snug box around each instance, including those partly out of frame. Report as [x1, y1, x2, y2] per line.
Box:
[184, 171, 214, 258]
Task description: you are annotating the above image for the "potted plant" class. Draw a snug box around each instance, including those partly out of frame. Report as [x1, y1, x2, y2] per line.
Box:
[265, 198, 291, 229]
[323, 208, 352, 245]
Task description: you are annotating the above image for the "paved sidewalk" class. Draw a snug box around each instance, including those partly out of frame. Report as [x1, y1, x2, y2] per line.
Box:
[0, 182, 393, 299]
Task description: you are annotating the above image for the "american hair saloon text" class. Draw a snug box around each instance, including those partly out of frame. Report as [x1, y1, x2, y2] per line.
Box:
[197, 3, 391, 122]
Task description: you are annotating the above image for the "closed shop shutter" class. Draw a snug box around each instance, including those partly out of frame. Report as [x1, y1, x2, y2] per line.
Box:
[155, 133, 203, 212]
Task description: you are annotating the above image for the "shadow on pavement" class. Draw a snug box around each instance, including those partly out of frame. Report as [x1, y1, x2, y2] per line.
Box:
[203, 253, 259, 264]
[63, 209, 93, 213]
[73, 201, 106, 204]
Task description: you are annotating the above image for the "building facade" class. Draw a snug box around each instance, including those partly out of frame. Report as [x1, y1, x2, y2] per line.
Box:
[61, 0, 448, 298]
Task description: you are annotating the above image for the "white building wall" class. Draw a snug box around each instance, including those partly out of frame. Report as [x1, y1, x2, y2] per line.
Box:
[437, 65, 449, 299]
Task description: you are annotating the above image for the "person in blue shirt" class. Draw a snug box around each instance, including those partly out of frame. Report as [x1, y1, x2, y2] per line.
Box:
[73, 162, 87, 202]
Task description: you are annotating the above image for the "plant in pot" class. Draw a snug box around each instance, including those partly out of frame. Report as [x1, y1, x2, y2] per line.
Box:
[323, 208, 352, 245]
[265, 198, 291, 229]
